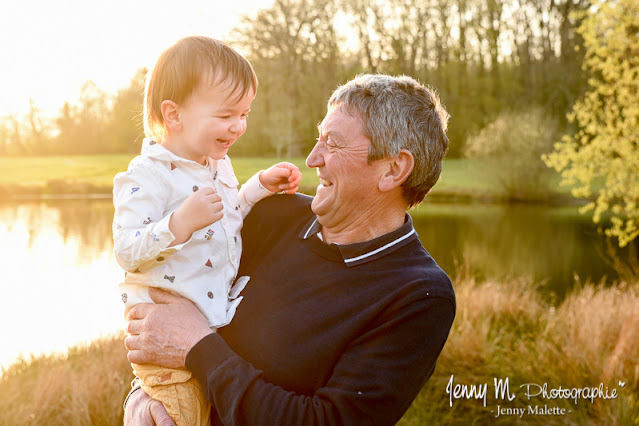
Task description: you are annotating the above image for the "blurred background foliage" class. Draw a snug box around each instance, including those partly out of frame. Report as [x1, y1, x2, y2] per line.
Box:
[0, 0, 591, 159]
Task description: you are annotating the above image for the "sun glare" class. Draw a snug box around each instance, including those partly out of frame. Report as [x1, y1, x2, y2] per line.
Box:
[0, 0, 275, 118]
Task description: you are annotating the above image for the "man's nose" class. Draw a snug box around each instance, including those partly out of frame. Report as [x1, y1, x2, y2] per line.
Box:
[306, 142, 324, 168]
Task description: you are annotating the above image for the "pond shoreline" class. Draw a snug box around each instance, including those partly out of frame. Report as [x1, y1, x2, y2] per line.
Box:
[0, 182, 587, 206]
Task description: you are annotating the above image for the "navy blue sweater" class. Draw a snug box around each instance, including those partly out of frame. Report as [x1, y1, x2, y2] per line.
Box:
[186, 194, 456, 425]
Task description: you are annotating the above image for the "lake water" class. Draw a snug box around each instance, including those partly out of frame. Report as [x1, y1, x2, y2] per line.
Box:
[0, 198, 629, 369]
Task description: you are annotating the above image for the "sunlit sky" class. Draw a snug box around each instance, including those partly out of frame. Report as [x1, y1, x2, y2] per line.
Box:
[0, 0, 276, 118]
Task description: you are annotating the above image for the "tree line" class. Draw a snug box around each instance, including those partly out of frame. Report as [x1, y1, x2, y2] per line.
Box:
[0, 0, 591, 158]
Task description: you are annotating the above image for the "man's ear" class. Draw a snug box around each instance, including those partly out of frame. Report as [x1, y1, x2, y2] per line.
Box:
[160, 100, 181, 132]
[379, 149, 414, 192]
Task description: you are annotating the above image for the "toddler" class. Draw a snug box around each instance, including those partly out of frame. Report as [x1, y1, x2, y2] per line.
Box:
[112, 36, 300, 425]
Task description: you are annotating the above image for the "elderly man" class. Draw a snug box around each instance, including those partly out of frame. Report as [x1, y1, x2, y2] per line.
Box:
[124, 74, 455, 425]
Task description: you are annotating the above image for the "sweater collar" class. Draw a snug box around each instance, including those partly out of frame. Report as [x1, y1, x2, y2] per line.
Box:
[298, 214, 418, 267]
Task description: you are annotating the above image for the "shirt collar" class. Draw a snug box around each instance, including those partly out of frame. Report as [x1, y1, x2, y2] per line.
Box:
[140, 138, 227, 167]
[298, 214, 418, 267]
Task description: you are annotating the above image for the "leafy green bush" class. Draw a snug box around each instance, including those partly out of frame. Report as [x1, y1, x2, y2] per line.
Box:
[543, 0, 639, 248]
[464, 108, 559, 200]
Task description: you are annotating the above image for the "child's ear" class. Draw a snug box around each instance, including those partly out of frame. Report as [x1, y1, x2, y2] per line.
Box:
[378, 149, 414, 192]
[160, 100, 181, 132]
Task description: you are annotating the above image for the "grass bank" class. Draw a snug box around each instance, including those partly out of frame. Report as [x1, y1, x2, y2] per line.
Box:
[0, 155, 577, 203]
[2, 276, 637, 425]
[0, 155, 319, 199]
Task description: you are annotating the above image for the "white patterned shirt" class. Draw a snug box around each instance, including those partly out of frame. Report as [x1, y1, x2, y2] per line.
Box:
[113, 139, 272, 327]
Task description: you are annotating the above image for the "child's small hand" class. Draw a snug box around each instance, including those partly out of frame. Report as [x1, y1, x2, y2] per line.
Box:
[170, 188, 223, 244]
[259, 162, 302, 194]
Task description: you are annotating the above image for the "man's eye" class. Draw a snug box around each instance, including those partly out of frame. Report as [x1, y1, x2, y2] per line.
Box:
[316, 137, 337, 150]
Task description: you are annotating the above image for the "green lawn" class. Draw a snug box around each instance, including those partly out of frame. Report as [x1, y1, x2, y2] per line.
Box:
[0, 155, 319, 195]
[0, 154, 313, 188]
[0, 154, 574, 201]
[0, 154, 132, 188]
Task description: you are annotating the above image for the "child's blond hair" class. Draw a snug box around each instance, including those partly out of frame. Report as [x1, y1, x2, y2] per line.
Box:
[143, 36, 258, 141]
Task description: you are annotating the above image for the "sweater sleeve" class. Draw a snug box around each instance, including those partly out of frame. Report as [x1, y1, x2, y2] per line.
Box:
[112, 160, 187, 272]
[186, 294, 455, 426]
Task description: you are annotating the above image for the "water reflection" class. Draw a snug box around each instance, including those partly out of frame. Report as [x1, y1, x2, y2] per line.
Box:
[0, 200, 124, 370]
[0, 199, 629, 368]
[414, 203, 624, 299]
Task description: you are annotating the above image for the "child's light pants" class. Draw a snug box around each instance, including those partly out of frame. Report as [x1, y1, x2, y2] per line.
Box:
[133, 363, 210, 426]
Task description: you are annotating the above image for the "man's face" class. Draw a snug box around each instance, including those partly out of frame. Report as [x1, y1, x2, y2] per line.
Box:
[306, 107, 386, 228]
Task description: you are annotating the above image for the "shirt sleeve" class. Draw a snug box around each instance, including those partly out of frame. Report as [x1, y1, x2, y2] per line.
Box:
[186, 294, 455, 426]
[237, 171, 274, 219]
[112, 160, 188, 273]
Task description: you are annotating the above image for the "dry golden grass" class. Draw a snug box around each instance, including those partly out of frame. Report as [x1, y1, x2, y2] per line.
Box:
[0, 332, 132, 425]
[400, 275, 639, 425]
[1, 276, 637, 425]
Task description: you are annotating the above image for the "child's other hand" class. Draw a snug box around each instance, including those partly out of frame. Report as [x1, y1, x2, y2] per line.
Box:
[170, 188, 223, 244]
[259, 162, 302, 194]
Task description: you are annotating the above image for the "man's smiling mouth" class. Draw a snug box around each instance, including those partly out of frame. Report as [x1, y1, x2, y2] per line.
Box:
[319, 178, 332, 187]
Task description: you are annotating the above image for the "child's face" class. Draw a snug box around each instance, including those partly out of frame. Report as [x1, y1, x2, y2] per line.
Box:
[171, 77, 255, 163]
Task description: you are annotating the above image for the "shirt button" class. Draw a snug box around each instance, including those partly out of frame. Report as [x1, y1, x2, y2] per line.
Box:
[193, 185, 199, 192]
[234, 236, 237, 243]
[157, 257, 164, 261]
[207, 292, 214, 299]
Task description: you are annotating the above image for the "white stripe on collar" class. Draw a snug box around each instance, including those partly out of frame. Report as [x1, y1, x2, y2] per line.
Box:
[303, 217, 319, 239]
[343, 228, 416, 264]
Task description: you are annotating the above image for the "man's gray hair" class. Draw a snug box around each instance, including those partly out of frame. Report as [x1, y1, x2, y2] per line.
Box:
[328, 74, 450, 207]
